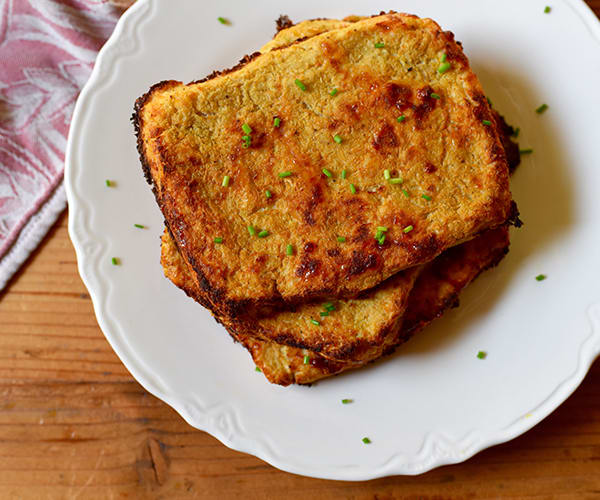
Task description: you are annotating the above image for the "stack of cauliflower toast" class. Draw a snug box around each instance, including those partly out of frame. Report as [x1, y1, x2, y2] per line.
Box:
[133, 13, 520, 385]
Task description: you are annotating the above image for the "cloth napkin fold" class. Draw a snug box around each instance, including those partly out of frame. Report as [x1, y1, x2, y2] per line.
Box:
[0, 0, 128, 291]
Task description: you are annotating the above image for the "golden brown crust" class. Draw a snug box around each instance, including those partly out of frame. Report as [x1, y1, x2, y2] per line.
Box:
[134, 12, 513, 316]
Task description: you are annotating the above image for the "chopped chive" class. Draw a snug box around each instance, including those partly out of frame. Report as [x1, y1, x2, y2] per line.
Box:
[330, 88, 339, 96]
[536, 103, 548, 114]
[278, 171, 292, 178]
[349, 183, 356, 194]
[374, 42, 385, 48]
[111, 257, 119, 266]
[535, 274, 547, 281]
[377, 234, 386, 245]
[362, 437, 371, 444]
[341, 169, 347, 179]
[323, 302, 335, 311]
[294, 79, 306, 91]
[403, 225, 414, 233]
[441, 53, 447, 62]
[482, 119, 492, 126]
[265, 190, 272, 198]
[431, 93, 441, 100]
[320, 311, 329, 317]
[437, 62, 451, 74]
[341, 399, 353, 404]
[389, 178, 403, 185]
[402, 189, 409, 198]
[519, 148, 534, 155]
[377, 226, 388, 232]
[247, 225, 256, 236]
[217, 16, 229, 25]
[242, 123, 252, 134]
[397, 115, 406, 122]
[105, 179, 113, 187]
[273, 117, 281, 128]
[375, 230, 383, 240]
[421, 194, 432, 201]
[477, 351, 487, 359]
[333, 134, 342, 144]
[286, 244, 294, 256]
[134, 224, 145, 229]
[214, 237, 223, 244]
[310, 319, 320, 326]
[337, 236, 346, 243]
[383, 169, 391, 180]
[222, 175, 230, 187]
[513, 127, 520, 138]
[255, 366, 261, 372]
[242, 135, 251, 148]
[544, 5, 551, 13]
[322, 168, 333, 178]
[258, 230, 269, 238]
[303, 354, 310, 364]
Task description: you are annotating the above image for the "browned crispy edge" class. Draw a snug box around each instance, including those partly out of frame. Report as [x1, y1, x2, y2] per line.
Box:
[133, 12, 516, 320]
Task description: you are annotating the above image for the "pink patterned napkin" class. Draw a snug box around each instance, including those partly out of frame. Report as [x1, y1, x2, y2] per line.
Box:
[0, 0, 128, 291]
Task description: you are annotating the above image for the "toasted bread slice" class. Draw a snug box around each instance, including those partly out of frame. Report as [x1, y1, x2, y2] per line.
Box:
[134, 12, 513, 316]
[162, 224, 509, 385]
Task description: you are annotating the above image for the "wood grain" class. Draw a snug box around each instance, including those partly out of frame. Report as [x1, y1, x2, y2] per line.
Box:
[2, 3, 600, 497]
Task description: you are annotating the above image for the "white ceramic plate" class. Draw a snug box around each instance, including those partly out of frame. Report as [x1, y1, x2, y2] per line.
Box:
[65, 0, 600, 480]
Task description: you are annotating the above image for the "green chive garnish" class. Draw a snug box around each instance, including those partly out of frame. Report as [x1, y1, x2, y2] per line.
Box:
[330, 88, 339, 96]
[111, 257, 119, 266]
[383, 169, 391, 180]
[242, 123, 252, 134]
[437, 62, 451, 74]
[258, 230, 269, 238]
[242, 135, 251, 148]
[513, 127, 520, 138]
[222, 175, 230, 187]
[535, 274, 547, 281]
[273, 117, 281, 128]
[536, 103, 548, 114]
[397, 115, 406, 122]
[337, 236, 346, 243]
[544, 6, 551, 13]
[477, 351, 487, 359]
[341, 399, 353, 404]
[421, 194, 432, 201]
[295, 79, 306, 91]
[520, 148, 534, 155]
[402, 189, 409, 198]
[341, 169, 347, 179]
[320, 311, 329, 317]
[255, 366, 261, 372]
[286, 244, 294, 256]
[323, 302, 335, 311]
[482, 119, 492, 126]
[389, 178, 403, 185]
[134, 224, 145, 229]
[362, 437, 371, 444]
[322, 168, 333, 178]
[441, 53, 447, 62]
[303, 354, 310, 364]
[377, 234, 386, 245]
[349, 183, 356, 194]
[214, 237, 223, 244]
[217, 17, 229, 25]
[377, 226, 388, 232]
[374, 42, 385, 48]
[333, 134, 342, 144]
[403, 225, 414, 233]
[265, 190, 272, 198]
[247, 226, 256, 236]
[105, 179, 113, 187]
[278, 171, 292, 178]
[310, 319, 320, 326]
[431, 93, 441, 100]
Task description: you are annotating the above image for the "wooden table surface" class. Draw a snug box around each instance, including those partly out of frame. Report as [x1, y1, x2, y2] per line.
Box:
[3, 4, 600, 498]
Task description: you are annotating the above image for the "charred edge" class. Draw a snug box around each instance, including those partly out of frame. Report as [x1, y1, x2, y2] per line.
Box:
[132, 80, 181, 189]
[346, 250, 380, 278]
[507, 201, 523, 228]
[188, 52, 262, 86]
[492, 109, 521, 173]
[275, 14, 293, 32]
